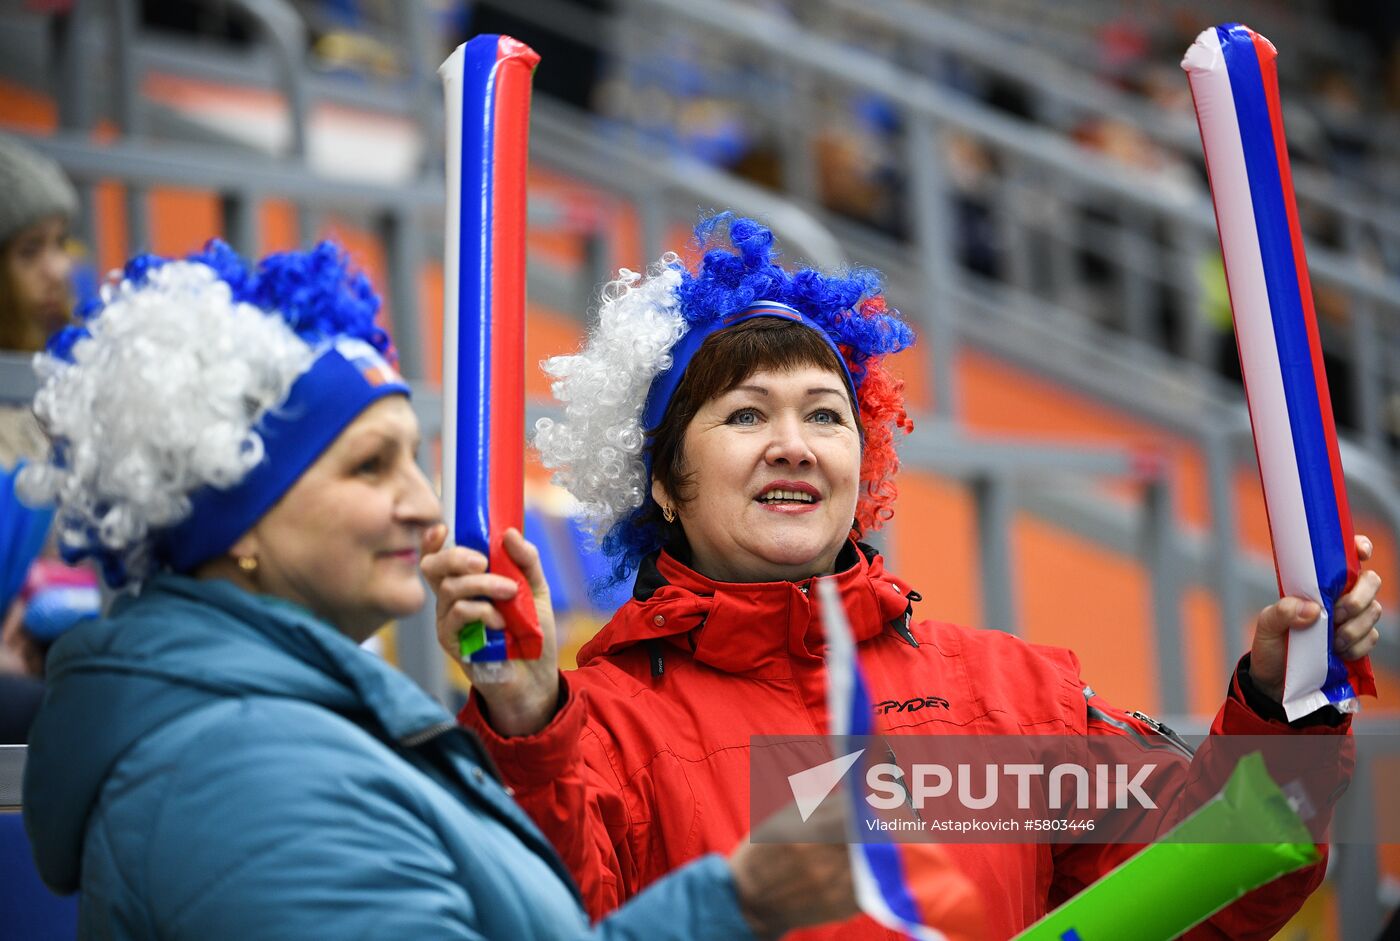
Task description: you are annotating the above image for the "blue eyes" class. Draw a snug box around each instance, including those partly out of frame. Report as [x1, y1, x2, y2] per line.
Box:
[724, 408, 843, 426]
[728, 408, 760, 425]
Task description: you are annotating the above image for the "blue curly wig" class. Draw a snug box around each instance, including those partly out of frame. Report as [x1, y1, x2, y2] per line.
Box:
[54, 239, 394, 365]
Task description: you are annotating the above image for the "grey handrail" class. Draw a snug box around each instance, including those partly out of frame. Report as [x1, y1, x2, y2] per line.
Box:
[0, 746, 23, 810]
[18, 131, 442, 211]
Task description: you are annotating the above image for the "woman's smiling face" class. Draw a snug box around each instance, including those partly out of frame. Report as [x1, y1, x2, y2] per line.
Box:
[234, 396, 441, 641]
[652, 365, 861, 583]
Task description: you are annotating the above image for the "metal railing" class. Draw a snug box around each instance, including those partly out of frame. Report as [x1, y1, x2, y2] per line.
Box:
[13, 0, 1397, 700]
[3, 1, 1398, 934]
[611, 0, 1399, 659]
[0, 0, 1209, 703]
[812, 0, 1400, 457]
[615, 0, 1400, 466]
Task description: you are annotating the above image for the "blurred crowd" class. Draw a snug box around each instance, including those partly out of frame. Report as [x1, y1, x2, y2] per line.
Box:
[0, 133, 99, 742]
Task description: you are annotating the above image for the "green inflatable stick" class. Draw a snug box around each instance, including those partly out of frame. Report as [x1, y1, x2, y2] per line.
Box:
[1013, 753, 1318, 940]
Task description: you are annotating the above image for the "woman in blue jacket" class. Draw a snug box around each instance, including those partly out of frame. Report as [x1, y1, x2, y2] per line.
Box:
[18, 241, 853, 940]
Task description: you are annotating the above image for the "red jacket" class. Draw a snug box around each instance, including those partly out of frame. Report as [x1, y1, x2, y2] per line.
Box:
[463, 541, 1349, 940]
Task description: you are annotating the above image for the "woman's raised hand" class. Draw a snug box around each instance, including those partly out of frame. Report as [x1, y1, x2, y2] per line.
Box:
[1249, 534, 1383, 705]
[420, 525, 561, 737]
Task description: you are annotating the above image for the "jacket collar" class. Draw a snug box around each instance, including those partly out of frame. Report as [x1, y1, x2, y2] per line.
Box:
[577, 539, 916, 674]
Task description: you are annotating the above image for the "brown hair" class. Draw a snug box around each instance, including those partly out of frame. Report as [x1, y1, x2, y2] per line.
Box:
[0, 254, 42, 352]
[0, 231, 73, 353]
[647, 317, 862, 514]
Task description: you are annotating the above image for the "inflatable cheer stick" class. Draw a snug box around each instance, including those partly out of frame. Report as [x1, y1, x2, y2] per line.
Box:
[1012, 753, 1317, 940]
[440, 35, 543, 672]
[1183, 24, 1374, 720]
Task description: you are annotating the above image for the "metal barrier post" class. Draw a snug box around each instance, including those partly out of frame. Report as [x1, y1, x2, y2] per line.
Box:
[1119, 205, 1154, 346]
[1343, 219, 1385, 456]
[219, 191, 258, 258]
[52, 2, 97, 249]
[973, 471, 1017, 633]
[108, 0, 149, 252]
[1171, 219, 1215, 368]
[1334, 749, 1382, 940]
[999, 160, 1035, 299]
[905, 112, 959, 419]
[1203, 418, 1245, 670]
[1143, 475, 1187, 715]
[582, 227, 612, 325]
[777, 61, 819, 205]
[638, 188, 666, 270]
[379, 208, 426, 383]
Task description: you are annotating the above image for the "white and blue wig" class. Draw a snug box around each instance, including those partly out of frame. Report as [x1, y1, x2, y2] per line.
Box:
[535, 214, 916, 587]
[19, 240, 408, 587]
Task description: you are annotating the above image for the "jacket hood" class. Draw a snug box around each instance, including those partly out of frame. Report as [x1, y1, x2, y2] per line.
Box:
[23, 573, 452, 893]
[577, 539, 918, 674]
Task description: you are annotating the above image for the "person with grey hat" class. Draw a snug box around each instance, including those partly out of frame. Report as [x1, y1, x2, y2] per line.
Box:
[0, 133, 77, 355]
[0, 133, 78, 468]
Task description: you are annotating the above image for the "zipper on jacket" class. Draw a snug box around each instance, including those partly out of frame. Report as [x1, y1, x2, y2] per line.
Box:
[1127, 710, 1196, 759]
[645, 639, 665, 677]
[1086, 704, 1194, 760]
[399, 720, 458, 748]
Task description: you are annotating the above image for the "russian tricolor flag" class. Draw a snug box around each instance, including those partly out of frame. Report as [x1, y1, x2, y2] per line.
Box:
[1184, 24, 1374, 719]
[818, 579, 982, 940]
[440, 35, 543, 663]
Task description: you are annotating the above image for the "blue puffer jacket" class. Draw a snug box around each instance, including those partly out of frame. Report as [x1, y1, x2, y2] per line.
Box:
[24, 574, 754, 940]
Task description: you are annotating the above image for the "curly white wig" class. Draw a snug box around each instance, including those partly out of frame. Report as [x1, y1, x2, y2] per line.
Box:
[533, 254, 685, 539]
[19, 260, 313, 583]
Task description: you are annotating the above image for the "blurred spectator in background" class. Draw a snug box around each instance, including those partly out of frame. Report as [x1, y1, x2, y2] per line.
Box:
[1, 560, 99, 743]
[0, 134, 76, 357]
[0, 134, 76, 467]
[815, 93, 902, 234]
[0, 133, 84, 742]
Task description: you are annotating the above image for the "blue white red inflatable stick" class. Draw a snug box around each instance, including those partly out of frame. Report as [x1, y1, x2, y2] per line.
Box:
[1183, 24, 1375, 720]
[818, 579, 949, 941]
[439, 35, 543, 669]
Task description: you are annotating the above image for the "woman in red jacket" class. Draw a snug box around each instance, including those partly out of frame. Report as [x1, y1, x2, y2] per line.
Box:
[424, 215, 1383, 940]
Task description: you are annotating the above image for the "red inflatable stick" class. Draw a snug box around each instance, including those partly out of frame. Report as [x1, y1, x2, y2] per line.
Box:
[440, 35, 543, 667]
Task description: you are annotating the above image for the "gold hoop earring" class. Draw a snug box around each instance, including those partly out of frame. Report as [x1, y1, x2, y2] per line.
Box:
[237, 555, 259, 575]
[661, 504, 676, 524]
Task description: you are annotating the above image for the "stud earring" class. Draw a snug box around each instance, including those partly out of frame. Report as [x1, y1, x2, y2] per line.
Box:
[237, 555, 259, 575]
[662, 504, 676, 524]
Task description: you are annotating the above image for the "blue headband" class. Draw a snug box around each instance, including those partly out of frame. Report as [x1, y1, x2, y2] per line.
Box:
[159, 337, 410, 572]
[640, 301, 858, 441]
